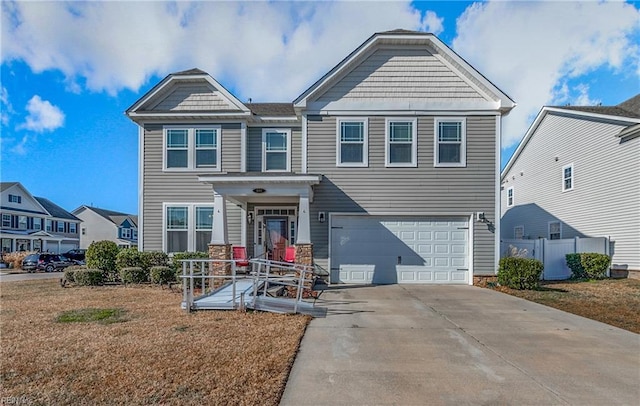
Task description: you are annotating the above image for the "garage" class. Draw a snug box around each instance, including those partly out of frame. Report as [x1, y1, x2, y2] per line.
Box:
[330, 215, 470, 284]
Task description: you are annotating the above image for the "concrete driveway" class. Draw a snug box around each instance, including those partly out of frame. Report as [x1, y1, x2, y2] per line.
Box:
[0, 270, 64, 282]
[281, 285, 639, 405]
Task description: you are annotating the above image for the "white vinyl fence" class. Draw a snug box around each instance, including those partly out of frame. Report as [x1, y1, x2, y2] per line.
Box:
[501, 237, 610, 280]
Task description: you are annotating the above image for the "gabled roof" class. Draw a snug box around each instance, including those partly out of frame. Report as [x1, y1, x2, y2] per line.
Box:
[1, 182, 50, 215]
[246, 103, 296, 117]
[293, 30, 515, 113]
[0, 182, 19, 192]
[34, 197, 80, 221]
[502, 93, 640, 179]
[126, 68, 251, 121]
[74, 205, 137, 227]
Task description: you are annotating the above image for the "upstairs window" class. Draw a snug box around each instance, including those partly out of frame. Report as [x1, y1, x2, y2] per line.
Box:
[18, 216, 27, 230]
[46, 219, 52, 232]
[507, 187, 514, 207]
[562, 164, 574, 191]
[435, 118, 466, 167]
[549, 221, 561, 240]
[262, 129, 290, 172]
[337, 118, 368, 167]
[2, 214, 10, 228]
[8, 194, 22, 204]
[121, 228, 131, 239]
[386, 118, 417, 167]
[69, 223, 76, 234]
[164, 126, 221, 171]
[57, 221, 64, 233]
[34, 218, 42, 231]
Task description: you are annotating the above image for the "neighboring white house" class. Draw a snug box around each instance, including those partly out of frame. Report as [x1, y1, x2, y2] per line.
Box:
[0, 182, 81, 254]
[501, 94, 640, 274]
[72, 206, 138, 249]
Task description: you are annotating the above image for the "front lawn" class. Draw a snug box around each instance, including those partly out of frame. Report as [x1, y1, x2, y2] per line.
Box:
[0, 279, 310, 405]
[490, 278, 640, 334]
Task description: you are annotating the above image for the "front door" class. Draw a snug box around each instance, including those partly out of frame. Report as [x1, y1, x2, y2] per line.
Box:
[265, 217, 288, 261]
[253, 207, 297, 260]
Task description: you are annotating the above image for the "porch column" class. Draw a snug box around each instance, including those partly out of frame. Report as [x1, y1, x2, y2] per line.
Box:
[296, 194, 311, 244]
[211, 191, 228, 244]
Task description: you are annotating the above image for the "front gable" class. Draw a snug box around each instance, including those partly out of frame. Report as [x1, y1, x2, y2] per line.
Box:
[295, 31, 515, 114]
[0, 183, 49, 215]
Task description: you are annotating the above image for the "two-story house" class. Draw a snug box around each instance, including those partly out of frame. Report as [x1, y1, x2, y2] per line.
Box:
[501, 95, 640, 275]
[0, 182, 81, 254]
[72, 206, 138, 249]
[126, 30, 515, 285]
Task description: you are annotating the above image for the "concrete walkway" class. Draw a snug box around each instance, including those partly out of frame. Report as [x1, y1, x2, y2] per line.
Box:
[281, 285, 640, 406]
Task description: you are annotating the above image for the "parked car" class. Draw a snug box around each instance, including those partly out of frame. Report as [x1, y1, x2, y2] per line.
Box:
[63, 249, 86, 261]
[21, 253, 75, 273]
[60, 253, 85, 266]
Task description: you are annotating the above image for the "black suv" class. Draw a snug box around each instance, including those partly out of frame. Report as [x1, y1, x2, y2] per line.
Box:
[63, 249, 86, 261]
[22, 253, 74, 273]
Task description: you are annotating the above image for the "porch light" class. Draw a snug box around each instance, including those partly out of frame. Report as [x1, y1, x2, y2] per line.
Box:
[247, 212, 254, 224]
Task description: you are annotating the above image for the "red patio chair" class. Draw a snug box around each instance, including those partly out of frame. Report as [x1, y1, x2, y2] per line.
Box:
[232, 246, 250, 273]
[284, 246, 296, 263]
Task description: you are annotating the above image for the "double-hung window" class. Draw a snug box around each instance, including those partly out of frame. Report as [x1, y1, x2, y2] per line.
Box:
[386, 118, 417, 167]
[18, 216, 27, 230]
[46, 219, 52, 232]
[2, 214, 10, 228]
[69, 223, 76, 233]
[165, 204, 214, 253]
[562, 163, 574, 191]
[507, 187, 514, 207]
[57, 221, 65, 233]
[435, 118, 466, 167]
[262, 129, 290, 172]
[337, 118, 368, 166]
[164, 126, 221, 171]
[8, 194, 21, 203]
[549, 221, 562, 240]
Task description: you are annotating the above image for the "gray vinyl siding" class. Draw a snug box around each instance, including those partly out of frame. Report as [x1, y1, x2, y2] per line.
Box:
[501, 112, 640, 270]
[317, 47, 484, 102]
[151, 84, 238, 112]
[307, 115, 497, 275]
[246, 126, 302, 173]
[142, 123, 242, 252]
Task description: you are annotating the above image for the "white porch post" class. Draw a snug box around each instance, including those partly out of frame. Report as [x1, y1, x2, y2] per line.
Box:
[296, 193, 311, 244]
[211, 191, 228, 244]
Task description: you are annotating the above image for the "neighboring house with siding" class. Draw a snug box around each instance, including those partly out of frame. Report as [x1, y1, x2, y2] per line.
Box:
[0, 182, 81, 254]
[72, 206, 138, 249]
[126, 30, 515, 285]
[501, 94, 640, 274]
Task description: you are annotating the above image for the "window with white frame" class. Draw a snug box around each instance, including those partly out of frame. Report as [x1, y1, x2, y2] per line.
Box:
[165, 204, 214, 253]
[337, 118, 368, 166]
[507, 187, 514, 207]
[18, 216, 27, 230]
[2, 214, 10, 228]
[8, 194, 21, 203]
[122, 228, 131, 239]
[549, 221, 561, 240]
[34, 218, 42, 231]
[57, 221, 64, 233]
[69, 223, 76, 234]
[46, 219, 52, 232]
[386, 118, 417, 166]
[164, 126, 221, 171]
[562, 163, 574, 191]
[435, 118, 466, 167]
[514, 225, 524, 239]
[262, 129, 290, 172]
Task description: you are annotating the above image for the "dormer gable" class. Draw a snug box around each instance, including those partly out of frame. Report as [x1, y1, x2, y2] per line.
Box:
[0, 182, 49, 215]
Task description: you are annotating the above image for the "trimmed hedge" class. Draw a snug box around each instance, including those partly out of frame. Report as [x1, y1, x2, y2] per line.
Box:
[63, 265, 87, 283]
[74, 269, 105, 286]
[86, 241, 120, 282]
[566, 253, 610, 280]
[142, 251, 169, 269]
[116, 248, 143, 271]
[150, 266, 175, 285]
[119, 267, 149, 284]
[497, 257, 544, 290]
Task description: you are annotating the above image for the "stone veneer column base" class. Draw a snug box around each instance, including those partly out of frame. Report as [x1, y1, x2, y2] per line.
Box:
[295, 243, 313, 267]
[208, 243, 231, 288]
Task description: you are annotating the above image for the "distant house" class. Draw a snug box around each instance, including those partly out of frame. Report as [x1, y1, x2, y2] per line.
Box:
[0, 182, 81, 254]
[126, 30, 515, 285]
[501, 94, 640, 274]
[72, 206, 138, 249]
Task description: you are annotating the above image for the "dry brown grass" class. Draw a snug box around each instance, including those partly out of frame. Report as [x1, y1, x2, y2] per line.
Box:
[1, 279, 310, 405]
[491, 278, 640, 334]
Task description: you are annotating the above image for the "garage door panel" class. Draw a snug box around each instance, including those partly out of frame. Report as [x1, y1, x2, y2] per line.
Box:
[331, 215, 469, 285]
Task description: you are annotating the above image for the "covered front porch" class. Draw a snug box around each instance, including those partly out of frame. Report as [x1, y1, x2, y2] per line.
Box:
[198, 173, 322, 266]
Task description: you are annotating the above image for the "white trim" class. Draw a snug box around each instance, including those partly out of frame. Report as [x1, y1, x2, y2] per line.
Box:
[494, 115, 501, 273]
[138, 125, 144, 251]
[262, 128, 292, 172]
[468, 213, 474, 285]
[434, 117, 467, 167]
[385, 117, 417, 167]
[162, 202, 215, 253]
[240, 122, 247, 173]
[562, 163, 574, 192]
[336, 117, 368, 167]
[506, 186, 514, 207]
[301, 114, 308, 173]
[240, 204, 247, 248]
[199, 174, 322, 184]
[304, 109, 502, 116]
[548, 220, 562, 240]
[253, 206, 298, 258]
[162, 125, 222, 172]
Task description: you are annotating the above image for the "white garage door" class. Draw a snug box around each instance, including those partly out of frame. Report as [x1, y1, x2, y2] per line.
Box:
[330, 216, 469, 284]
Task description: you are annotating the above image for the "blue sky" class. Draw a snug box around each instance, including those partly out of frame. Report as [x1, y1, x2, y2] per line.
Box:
[2, 1, 639, 215]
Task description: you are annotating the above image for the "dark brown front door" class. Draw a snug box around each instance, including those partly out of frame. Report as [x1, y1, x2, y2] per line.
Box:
[265, 217, 288, 261]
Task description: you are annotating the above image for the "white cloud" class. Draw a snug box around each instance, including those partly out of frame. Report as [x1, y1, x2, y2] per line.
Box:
[0, 86, 13, 125]
[19, 95, 65, 133]
[452, 1, 640, 148]
[1, 1, 439, 100]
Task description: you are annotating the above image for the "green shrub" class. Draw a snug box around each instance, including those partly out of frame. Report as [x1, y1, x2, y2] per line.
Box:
[63, 265, 87, 283]
[116, 248, 144, 271]
[142, 251, 169, 269]
[150, 266, 175, 285]
[497, 257, 543, 290]
[171, 251, 209, 288]
[74, 269, 105, 286]
[119, 267, 149, 284]
[86, 241, 120, 282]
[566, 253, 610, 280]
